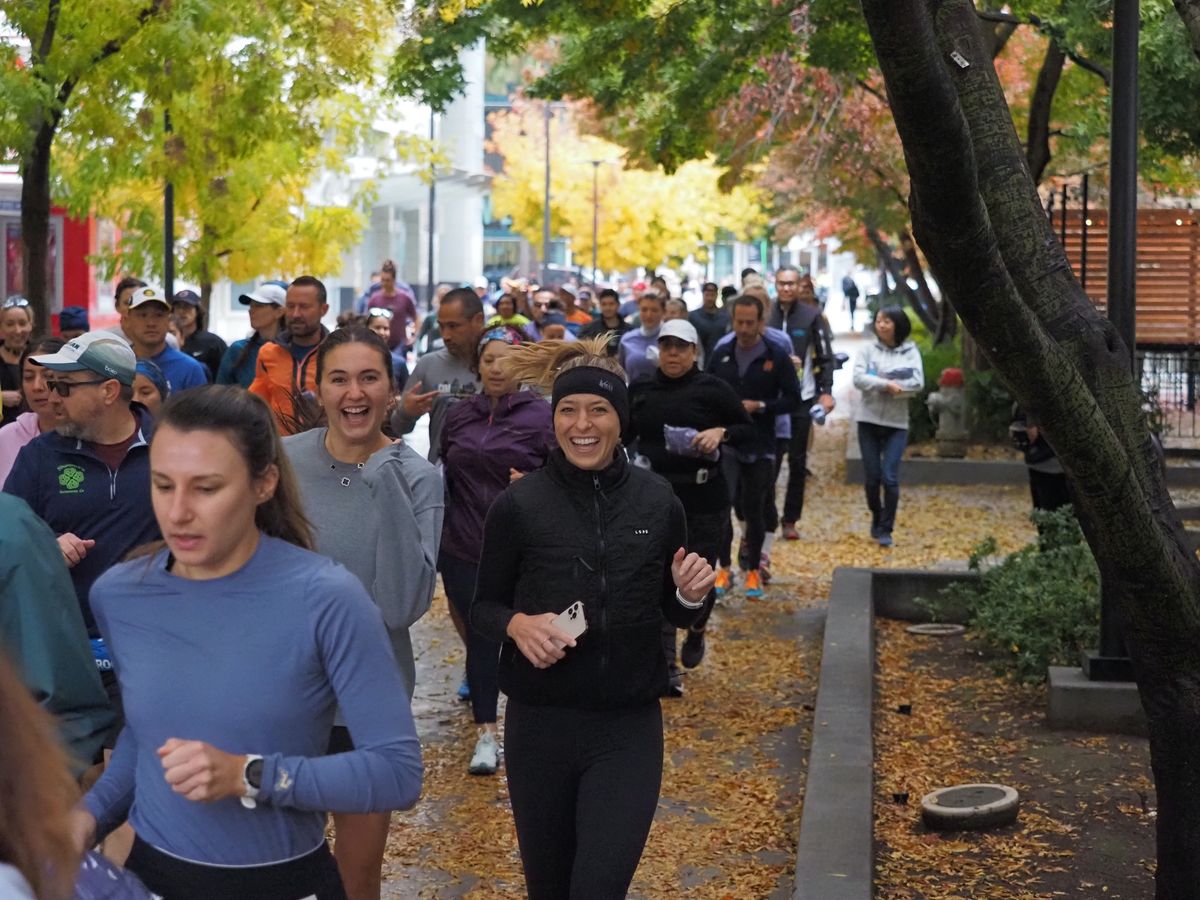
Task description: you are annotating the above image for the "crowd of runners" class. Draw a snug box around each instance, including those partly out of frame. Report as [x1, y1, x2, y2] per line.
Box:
[0, 264, 923, 900]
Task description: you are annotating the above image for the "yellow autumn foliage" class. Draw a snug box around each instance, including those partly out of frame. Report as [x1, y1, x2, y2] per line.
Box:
[488, 100, 767, 272]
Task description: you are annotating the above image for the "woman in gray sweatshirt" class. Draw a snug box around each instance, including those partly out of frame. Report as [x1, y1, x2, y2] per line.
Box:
[852, 306, 924, 547]
[283, 325, 442, 900]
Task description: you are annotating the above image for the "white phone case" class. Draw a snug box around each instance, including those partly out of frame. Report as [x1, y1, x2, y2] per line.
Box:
[551, 601, 588, 644]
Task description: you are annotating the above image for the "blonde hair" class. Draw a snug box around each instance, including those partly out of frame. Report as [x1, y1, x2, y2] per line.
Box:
[504, 336, 626, 392]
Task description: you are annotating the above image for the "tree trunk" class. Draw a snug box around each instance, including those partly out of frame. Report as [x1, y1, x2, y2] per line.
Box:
[1173, 0, 1200, 64]
[862, 1, 1200, 894]
[899, 229, 955, 341]
[1026, 40, 1066, 184]
[19, 123, 56, 331]
[865, 225, 939, 332]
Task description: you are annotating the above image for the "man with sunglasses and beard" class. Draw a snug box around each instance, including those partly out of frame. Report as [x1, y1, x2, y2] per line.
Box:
[2, 331, 159, 729]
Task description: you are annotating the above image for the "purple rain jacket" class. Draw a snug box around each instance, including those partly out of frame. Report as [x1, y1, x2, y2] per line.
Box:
[440, 390, 556, 564]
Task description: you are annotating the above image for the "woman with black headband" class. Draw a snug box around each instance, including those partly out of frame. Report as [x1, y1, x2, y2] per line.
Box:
[472, 336, 715, 899]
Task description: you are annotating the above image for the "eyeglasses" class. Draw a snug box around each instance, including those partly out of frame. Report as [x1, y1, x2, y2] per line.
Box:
[45, 379, 110, 397]
[367, 307, 394, 319]
[3, 296, 30, 309]
[533, 301, 550, 309]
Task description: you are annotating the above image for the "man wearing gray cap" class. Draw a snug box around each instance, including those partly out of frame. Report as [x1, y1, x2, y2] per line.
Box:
[2, 331, 160, 639]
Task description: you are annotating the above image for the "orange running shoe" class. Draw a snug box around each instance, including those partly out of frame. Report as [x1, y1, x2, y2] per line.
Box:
[714, 567, 732, 597]
[744, 569, 763, 599]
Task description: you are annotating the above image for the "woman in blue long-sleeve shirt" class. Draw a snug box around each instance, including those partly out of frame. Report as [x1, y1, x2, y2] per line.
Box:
[75, 385, 422, 900]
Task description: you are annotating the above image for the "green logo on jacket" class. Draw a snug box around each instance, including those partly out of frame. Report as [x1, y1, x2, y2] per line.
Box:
[58, 464, 86, 493]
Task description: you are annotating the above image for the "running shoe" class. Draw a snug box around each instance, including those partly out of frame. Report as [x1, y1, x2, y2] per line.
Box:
[456, 676, 471, 702]
[468, 730, 500, 775]
[681, 628, 707, 669]
[878, 533, 894, 548]
[744, 569, 764, 599]
[782, 522, 800, 541]
[664, 671, 685, 698]
[714, 567, 732, 597]
[760, 553, 772, 585]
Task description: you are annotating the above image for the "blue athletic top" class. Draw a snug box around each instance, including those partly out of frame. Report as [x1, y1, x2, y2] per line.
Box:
[83, 535, 422, 867]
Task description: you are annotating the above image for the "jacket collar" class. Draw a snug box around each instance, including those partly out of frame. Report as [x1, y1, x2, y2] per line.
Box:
[547, 446, 629, 492]
[654, 365, 700, 386]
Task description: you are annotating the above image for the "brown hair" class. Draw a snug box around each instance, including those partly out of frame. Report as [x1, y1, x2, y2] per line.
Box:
[503, 336, 626, 392]
[0, 652, 79, 900]
[153, 386, 314, 550]
[380, 259, 397, 277]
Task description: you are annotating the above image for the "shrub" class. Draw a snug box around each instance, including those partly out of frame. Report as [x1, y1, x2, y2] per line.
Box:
[964, 368, 1013, 442]
[918, 507, 1100, 683]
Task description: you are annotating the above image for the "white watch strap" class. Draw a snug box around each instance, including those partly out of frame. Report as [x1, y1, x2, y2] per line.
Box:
[676, 588, 703, 609]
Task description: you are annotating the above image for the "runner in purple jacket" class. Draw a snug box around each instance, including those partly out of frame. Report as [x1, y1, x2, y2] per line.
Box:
[439, 326, 554, 776]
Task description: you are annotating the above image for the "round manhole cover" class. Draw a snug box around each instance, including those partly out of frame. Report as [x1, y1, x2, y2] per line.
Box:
[921, 783, 1019, 831]
[906, 623, 966, 636]
[932, 786, 1008, 808]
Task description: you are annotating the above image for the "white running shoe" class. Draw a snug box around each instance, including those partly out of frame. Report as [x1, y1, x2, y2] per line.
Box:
[468, 730, 500, 775]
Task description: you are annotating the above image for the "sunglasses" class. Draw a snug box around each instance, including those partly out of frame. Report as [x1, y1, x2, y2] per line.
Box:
[45, 378, 110, 397]
[368, 307, 394, 319]
[3, 296, 30, 309]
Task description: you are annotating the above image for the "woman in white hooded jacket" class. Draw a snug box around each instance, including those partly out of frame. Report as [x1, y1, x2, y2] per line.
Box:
[852, 306, 924, 546]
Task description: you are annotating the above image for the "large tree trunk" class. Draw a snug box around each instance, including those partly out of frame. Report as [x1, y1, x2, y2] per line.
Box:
[861, 1, 1200, 895]
[1173, 0, 1200, 63]
[19, 123, 55, 331]
[1026, 40, 1065, 184]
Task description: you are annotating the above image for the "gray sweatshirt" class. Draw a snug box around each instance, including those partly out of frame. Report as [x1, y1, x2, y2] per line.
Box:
[852, 339, 925, 430]
[389, 348, 480, 463]
[283, 430, 443, 697]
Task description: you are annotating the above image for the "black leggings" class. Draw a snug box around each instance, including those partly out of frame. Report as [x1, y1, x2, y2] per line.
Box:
[125, 836, 345, 900]
[440, 551, 501, 724]
[505, 700, 663, 899]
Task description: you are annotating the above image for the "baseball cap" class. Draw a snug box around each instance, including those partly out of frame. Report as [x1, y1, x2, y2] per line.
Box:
[238, 283, 287, 306]
[31, 331, 137, 386]
[658, 319, 700, 346]
[59, 306, 90, 332]
[559, 283, 578, 298]
[172, 289, 201, 307]
[126, 286, 170, 310]
[473, 275, 490, 290]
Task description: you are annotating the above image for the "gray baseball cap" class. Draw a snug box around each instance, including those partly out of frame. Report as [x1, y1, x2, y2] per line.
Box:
[31, 331, 137, 386]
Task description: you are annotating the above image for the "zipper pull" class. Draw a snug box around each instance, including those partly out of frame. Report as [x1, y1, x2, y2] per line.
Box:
[593, 474, 601, 491]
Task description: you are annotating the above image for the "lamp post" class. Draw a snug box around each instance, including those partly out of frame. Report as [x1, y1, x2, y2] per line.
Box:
[163, 109, 175, 298]
[542, 103, 552, 286]
[428, 109, 437, 311]
[1086, 0, 1138, 682]
[591, 160, 601, 286]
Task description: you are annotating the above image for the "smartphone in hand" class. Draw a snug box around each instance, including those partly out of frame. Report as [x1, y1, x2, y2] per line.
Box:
[550, 601, 588, 649]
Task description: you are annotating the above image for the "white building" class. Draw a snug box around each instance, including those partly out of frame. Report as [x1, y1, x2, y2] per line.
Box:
[208, 44, 490, 341]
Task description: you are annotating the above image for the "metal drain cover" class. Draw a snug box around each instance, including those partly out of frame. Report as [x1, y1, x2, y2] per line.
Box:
[906, 623, 966, 636]
[921, 783, 1020, 831]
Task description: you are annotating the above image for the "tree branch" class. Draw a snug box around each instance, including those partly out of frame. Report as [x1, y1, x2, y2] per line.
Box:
[975, 7, 1111, 84]
[35, 0, 61, 65]
[1026, 41, 1066, 184]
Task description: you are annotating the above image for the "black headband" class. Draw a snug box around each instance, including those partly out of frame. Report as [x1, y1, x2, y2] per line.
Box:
[551, 365, 629, 432]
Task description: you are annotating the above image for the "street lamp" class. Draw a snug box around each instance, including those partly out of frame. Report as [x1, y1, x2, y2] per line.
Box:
[542, 103, 552, 286]
[1087, 0, 1138, 682]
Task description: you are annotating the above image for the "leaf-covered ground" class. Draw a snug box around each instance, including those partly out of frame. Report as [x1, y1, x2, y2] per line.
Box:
[874, 621, 1156, 898]
[381, 417, 1083, 897]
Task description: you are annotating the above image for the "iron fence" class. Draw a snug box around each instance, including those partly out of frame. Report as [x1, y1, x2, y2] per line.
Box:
[1138, 344, 1199, 444]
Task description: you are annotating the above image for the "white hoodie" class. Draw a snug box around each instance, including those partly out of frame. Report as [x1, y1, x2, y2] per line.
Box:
[852, 339, 924, 429]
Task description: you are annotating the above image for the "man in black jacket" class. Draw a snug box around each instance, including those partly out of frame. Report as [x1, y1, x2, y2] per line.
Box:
[768, 267, 835, 540]
[707, 295, 801, 598]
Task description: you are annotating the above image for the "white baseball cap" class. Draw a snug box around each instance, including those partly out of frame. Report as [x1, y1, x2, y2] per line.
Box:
[31, 331, 138, 385]
[126, 285, 170, 310]
[657, 319, 700, 347]
[238, 283, 287, 306]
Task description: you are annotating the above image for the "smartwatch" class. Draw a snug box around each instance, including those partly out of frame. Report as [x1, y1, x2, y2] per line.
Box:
[240, 754, 264, 810]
